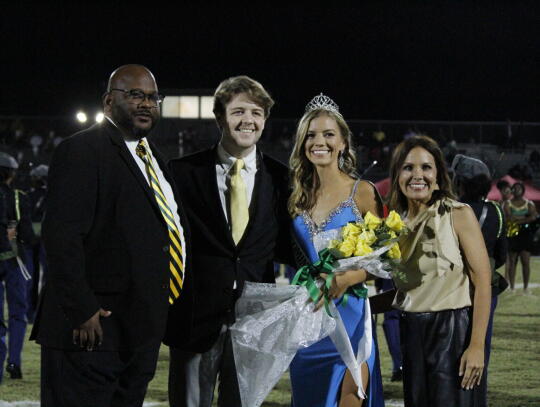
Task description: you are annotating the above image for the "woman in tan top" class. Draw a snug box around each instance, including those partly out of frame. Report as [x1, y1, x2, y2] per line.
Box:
[387, 136, 491, 407]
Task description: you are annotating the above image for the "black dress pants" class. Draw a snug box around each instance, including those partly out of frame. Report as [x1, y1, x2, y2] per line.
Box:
[41, 346, 160, 407]
[400, 308, 486, 407]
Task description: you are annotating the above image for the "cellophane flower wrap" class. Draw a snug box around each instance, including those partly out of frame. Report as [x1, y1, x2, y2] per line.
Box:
[230, 211, 407, 406]
[293, 210, 407, 316]
[230, 283, 336, 407]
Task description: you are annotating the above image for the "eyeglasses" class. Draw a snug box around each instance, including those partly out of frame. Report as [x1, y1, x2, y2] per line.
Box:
[110, 88, 164, 105]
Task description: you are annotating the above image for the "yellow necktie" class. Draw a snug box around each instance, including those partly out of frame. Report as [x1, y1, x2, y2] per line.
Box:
[136, 140, 184, 304]
[230, 159, 249, 244]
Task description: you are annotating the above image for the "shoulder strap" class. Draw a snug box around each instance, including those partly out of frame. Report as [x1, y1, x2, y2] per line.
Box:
[349, 179, 361, 199]
[478, 204, 489, 229]
[14, 189, 21, 221]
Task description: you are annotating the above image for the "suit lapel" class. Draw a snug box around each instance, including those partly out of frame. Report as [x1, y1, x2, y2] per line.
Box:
[104, 122, 164, 224]
[190, 147, 235, 247]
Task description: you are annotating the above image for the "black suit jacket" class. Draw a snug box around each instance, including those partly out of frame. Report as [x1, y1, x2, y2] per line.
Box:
[163, 146, 292, 352]
[30, 121, 192, 352]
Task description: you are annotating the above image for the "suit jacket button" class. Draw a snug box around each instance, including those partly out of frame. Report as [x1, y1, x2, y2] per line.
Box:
[163, 246, 169, 252]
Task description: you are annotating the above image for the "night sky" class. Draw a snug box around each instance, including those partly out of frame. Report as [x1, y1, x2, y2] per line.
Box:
[2, 3, 539, 121]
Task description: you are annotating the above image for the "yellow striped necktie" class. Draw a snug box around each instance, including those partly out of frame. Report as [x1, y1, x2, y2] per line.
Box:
[230, 158, 249, 244]
[136, 140, 184, 304]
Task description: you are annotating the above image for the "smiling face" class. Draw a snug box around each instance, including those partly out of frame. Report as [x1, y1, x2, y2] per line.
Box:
[499, 186, 512, 200]
[398, 146, 439, 205]
[220, 92, 266, 157]
[104, 66, 160, 140]
[512, 183, 525, 198]
[303, 113, 345, 168]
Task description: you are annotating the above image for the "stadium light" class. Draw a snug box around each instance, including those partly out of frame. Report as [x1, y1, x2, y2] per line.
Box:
[76, 111, 87, 123]
[95, 112, 104, 123]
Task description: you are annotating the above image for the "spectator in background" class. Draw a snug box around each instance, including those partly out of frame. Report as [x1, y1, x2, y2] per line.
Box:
[0, 152, 33, 382]
[503, 182, 537, 294]
[443, 139, 458, 164]
[508, 164, 533, 182]
[529, 150, 540, 172]
[496, 180, 512, 205]
[452, 154, 508, 404]
[26, 164, 49, 322]
[0, 176, 15, 385]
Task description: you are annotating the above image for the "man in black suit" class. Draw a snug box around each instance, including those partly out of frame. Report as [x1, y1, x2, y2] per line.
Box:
[30, 65, 191, 407]
[165, 76, 292, 407]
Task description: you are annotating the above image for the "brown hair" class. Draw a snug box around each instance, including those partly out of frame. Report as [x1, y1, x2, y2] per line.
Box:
[388, 135, 455, 213]
[288, 109, 357, 217]
[213, 76, 274, 128]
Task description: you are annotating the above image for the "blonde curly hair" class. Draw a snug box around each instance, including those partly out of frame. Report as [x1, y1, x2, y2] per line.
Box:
[288, 109, 357, 217]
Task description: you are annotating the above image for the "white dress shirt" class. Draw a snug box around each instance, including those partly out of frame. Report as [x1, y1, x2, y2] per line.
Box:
[124, 137, 188, 271]
[106, 118, 188, 271]
[215, 143, 258, 225]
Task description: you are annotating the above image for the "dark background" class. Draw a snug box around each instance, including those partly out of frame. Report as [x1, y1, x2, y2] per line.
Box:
[1, 3, 539, 121]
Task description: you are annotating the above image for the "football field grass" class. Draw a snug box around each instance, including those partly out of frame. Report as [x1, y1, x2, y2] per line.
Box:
[1, 261, 539, 406]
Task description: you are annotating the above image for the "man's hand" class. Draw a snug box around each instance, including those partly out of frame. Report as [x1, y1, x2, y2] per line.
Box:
[72, 308, 111, 351]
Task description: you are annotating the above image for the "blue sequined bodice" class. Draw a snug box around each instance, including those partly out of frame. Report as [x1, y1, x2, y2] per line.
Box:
[293, 180, 363, 262]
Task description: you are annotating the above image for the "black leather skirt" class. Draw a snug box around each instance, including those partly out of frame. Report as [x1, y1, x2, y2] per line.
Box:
[400, 308, 487, 407]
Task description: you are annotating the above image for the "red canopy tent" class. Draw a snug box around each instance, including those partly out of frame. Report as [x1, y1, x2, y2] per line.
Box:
[374, 175, 540, 204]
[374, 178, 391, 197]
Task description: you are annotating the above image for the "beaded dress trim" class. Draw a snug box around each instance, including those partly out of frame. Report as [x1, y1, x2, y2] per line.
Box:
[302, 180, 363, 237]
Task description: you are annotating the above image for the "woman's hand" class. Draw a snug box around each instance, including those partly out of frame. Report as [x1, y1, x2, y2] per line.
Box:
[459, 344, 485, 390]
[322, 271, 351, 297]
[453, 205, 491, 390]
[314, 269, 367, 311]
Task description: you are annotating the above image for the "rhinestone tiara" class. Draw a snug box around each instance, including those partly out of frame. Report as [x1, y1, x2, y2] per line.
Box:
[305, 93, 340, 114]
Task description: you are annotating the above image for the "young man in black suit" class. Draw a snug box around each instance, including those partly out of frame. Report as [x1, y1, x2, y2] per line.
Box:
[31, 65, 191, 407]
[165, 76, 292, 407]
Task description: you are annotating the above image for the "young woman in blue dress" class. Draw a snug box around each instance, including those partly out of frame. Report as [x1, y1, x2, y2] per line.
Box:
[287, 94, 384, 407]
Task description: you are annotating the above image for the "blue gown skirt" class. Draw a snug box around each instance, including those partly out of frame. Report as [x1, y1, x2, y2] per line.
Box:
[290, 296, 384, 407]
[290, 208, 384, 407]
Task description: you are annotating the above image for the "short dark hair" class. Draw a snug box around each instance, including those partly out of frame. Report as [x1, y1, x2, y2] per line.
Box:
[457, 174, 492, 202]
[512, 182, 525, 196]
[496, 180, 510, 191]
[213, 76, 274, 128]
[0, 167, 14, 183]
[388, 135, 456, 213]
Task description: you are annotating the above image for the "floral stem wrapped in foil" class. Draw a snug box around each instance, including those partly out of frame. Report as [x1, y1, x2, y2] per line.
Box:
[230, 283, 336, 407]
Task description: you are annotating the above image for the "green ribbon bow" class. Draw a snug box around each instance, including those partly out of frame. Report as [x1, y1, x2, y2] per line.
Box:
[292, 248, 368, 316]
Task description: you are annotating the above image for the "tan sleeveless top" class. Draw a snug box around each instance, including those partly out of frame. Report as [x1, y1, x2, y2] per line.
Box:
[393, 198, 472, 312]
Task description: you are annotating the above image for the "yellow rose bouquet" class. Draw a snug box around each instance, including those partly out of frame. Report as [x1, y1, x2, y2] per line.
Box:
[330, 210, 406, 266]
[292, 210, 408, 314]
